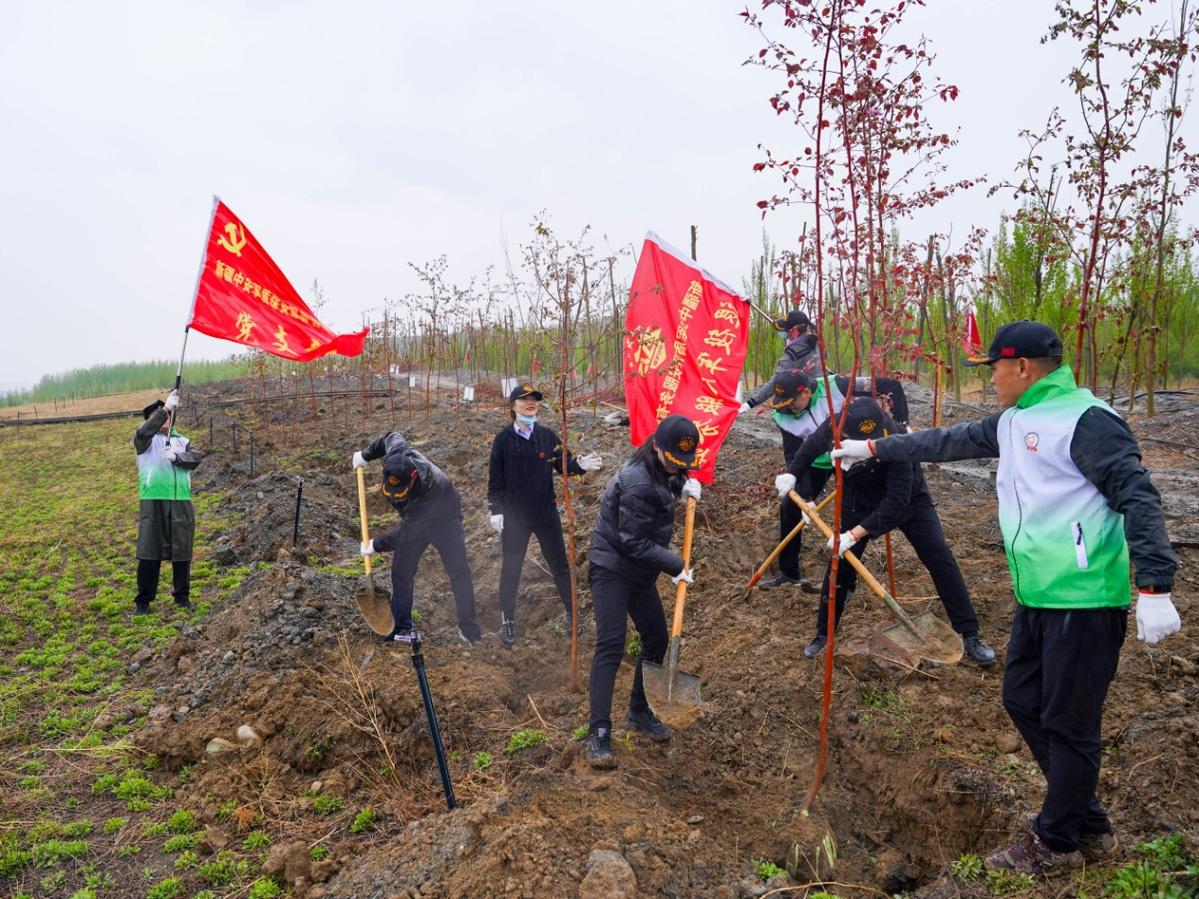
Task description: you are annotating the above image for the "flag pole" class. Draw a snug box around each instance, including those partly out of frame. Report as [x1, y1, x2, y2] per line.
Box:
[170, 195, 220, 429]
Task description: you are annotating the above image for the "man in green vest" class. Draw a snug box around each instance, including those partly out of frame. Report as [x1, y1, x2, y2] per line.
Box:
[833, 321, 1180, 874]
[133, 390, 201, 614]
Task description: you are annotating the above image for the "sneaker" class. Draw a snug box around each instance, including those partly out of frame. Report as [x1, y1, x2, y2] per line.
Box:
[174, 598, 195, 610]
[1078, 830, 1118, 862]
[378, 627, 414, 645]
[625, 708, 672, 742]
[586, 728, 618, 769]
[499, 616, 516, 647]
[133, 601, 151, 616]
[760, 574, 801, 589]
[803, 635, 828, 659]
[457, 626, 481, 646]
[963, 632, 997, 665]
[985, 830, 1084, 874]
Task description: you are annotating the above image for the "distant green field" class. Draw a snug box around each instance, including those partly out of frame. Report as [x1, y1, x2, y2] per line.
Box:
[1, 359, 253, 408]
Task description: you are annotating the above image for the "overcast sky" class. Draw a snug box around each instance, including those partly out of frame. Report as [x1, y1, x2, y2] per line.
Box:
[0, 1, 1191, 391]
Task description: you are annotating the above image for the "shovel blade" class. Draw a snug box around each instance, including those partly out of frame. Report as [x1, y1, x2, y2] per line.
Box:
[642, 660, 703, 729]
[881, 611, 963, 665]
[355, 581, 395, 636]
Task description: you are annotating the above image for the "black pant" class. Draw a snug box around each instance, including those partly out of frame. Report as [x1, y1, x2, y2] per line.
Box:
[587, 564, 669, 733]
[1004, 605, 1127, 852]
[135, 558, 191, 606]
[389, 515, 480, 641]
[779, 468, 832, 579]
[813, 499, 979, 637]
[498, 513, 574, 621]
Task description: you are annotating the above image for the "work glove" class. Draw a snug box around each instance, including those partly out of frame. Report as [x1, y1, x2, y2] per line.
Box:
[577, 452, 604, 472]
[738, 401, 752, 414]
[670, 568, 694, 586]
[681, 478, 702, 501]
[163, 446, 178, 462]
[831, 439, 874, 468]
[489, 514, 504, 533]
[1135, 591, 1181, 644]
[827, 531, 858, 557]
[360, 540, 376, 557]
[352, 451, 367, 470]
[774, 473, 796, 499]
[164, 389, 180, 411]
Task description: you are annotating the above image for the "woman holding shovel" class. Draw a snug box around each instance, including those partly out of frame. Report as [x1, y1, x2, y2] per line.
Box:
[487, 383, 603, 647]
[585, 414, 702, 770]
[777, 397, 996, 665]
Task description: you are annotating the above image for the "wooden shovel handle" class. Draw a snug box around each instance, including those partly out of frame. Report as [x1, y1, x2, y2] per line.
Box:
[356, 467, 372, 576]
[669, 496, 697, 640]
[746, 490, 838, 588]
[787, 491, 920, 634]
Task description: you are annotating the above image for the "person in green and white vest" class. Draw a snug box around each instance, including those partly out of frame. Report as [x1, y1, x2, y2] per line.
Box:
[133, 389, 201, 614]
[833, 320, 1179, 875]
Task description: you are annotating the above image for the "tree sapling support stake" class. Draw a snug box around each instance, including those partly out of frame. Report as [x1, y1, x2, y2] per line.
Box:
[393, 631, 457, 810]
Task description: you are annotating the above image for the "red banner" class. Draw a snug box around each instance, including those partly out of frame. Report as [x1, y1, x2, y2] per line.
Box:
[962, 307, 982, 355]
[624, 233, 749, 484]
[188, 199, 368, 361]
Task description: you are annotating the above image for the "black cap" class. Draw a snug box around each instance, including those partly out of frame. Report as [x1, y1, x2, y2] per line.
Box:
[508, 382, 544, 402]
[773, 309, 811, 332]
[964, 320, 1064, 367]
[381, 454, 419, 504]
[142, 400, 165, 420]
[841, 397, 891, 441]
[767, 369, 813, 409]
[653, 414, 700, 469]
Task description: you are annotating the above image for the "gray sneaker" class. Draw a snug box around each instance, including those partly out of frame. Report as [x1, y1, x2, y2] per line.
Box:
[499, 616, 516, 647]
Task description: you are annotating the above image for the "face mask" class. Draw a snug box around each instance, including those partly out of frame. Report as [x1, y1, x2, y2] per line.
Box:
[517, 413, 537, 427]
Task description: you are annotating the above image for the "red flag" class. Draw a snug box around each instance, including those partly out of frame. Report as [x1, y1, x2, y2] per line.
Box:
[962, 307, 981, 355]
[188, 199, 368, 361]
[624, 233, 749, 484]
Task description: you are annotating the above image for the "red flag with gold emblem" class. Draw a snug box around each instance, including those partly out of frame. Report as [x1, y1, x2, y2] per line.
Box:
[624, 232, 749, 484]
[187, 199, 368, 360]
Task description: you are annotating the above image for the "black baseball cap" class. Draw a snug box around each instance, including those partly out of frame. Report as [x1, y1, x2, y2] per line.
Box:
[773, 309, 811, 332]
[964, 320, 1064, 367]
[381, 454, 419, 503]
[767, 369, 813, 409]
[654, 414, 700, 469]
[142, 400, 165, 420]
[840, 397, 891, 441]
[508, 382, 544, 402]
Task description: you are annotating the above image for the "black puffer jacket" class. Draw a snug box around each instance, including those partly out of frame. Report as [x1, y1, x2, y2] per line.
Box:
[588, 443, 687, 581]
[361, 431, 462, 549]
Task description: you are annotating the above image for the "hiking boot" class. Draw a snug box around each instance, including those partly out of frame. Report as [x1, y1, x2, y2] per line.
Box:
[963, 632, 997, 665]
[1078, 830, 1118, 862]
[133, 601, 151, 616]
[174, 598, 195, 611]
[985, 830, 1084, 874]
[587, 728, 618, 769]
[803, 635, 828, 659]
[457, 626, 481, 646]
[625, 708, 672, 742]
[499, 616, 516, 647]
[760, 574, 801, 589]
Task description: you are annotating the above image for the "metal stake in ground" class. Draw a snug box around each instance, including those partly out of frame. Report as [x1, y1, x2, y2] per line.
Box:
[392, 631, 456, 810]
[292, 476, 304, 546]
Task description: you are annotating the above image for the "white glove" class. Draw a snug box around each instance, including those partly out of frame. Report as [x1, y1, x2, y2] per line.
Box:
[360, 540, 376, 557]
[670, 568, 694, 585]
[1136, 592, 1181, 644]
[827, 531, 858, 557]
[163, 446, 178, 462]
[352, 451, 367, 470]
[831, 439, 874, 467]
[578, 452, 604, 472]
[738, 401, 752, 414]
[774, 473, 796, 499]
[489, 514, 504, 533]
[164, 390, 180, 411]
[681, 478, 702, 501]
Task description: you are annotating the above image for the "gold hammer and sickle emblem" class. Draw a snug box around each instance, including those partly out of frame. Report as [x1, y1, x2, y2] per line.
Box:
[217, 222, 247, 256]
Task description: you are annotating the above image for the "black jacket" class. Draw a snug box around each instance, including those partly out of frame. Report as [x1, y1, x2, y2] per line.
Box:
[788, 417, 931, 536]
[746, 334, 823, 408]
[487, 423, 584, 523]
[588, 444, 687, 581]
[361, 431, 462, 550]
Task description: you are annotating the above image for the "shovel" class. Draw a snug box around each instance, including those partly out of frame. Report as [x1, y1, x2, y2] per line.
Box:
[355, 467, 395, 636]
[642, 496, 702, 728]
[741, 490, 838, 599]
[789, 491, 963, 665]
